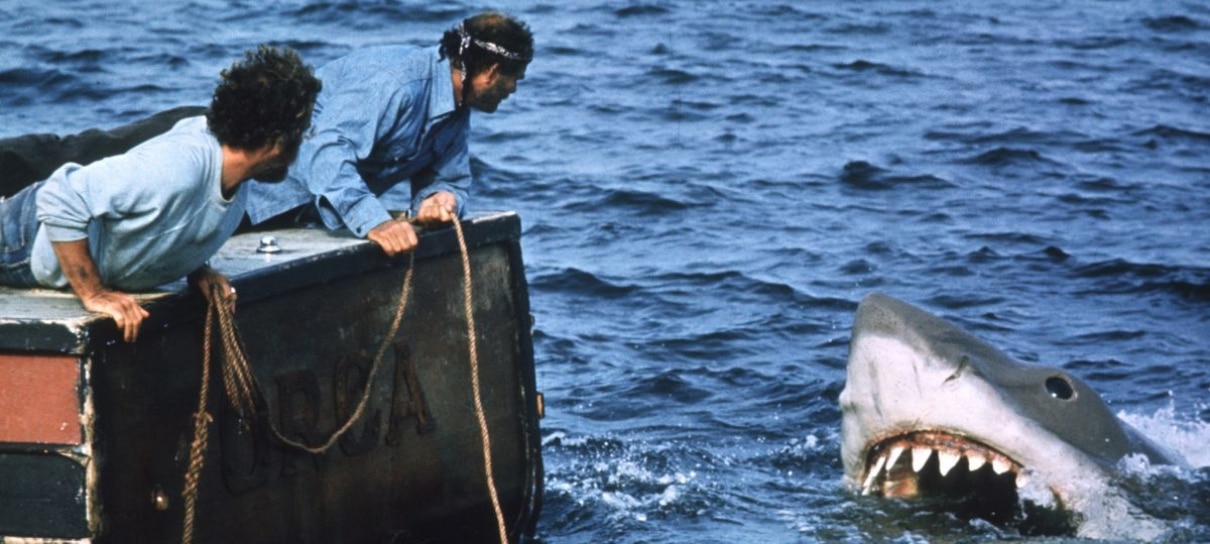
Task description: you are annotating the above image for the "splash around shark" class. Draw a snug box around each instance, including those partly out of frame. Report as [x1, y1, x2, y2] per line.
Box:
[839, 293, 1187, 540]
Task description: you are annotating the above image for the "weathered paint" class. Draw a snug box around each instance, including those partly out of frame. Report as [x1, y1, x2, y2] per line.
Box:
[0, 355, 81, 445]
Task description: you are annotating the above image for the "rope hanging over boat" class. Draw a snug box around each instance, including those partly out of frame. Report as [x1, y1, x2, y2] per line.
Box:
[182, 253, 411, 544]
[180, 297, 216, 544]
[217, 253, 413, 454]
[452, 217, 509, 544]
[181, 216, 508, 544]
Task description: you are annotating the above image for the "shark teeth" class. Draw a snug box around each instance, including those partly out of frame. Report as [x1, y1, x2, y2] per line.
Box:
[886, 445, 905, 470]
[862, 454, 886, 495]
[965, 451, 987, 471]
[1015, 469, 1031, 489]
[911, 446, 933, 472]
[861, 431, 1024, 498]
[936, 450, 961, 476]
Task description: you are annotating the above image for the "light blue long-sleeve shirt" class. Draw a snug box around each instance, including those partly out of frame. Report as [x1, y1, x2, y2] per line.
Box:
[244, 46, 471, 237]
[30, 117, 246, 291]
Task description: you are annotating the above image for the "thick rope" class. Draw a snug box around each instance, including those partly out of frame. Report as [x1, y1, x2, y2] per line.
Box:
[211, 252, 414, 454]
[182, 254, 412, 544]
[182, 218, 507, 544]
[181, 297, 218, 544]
[451, 217, 508, 544]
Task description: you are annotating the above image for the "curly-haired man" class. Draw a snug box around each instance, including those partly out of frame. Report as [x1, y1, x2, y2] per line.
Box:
[0, 45, 321, 343]
[243, 11, 534, 257]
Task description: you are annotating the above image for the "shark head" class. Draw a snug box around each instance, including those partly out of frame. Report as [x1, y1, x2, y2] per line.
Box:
[839, 293, 1183, 536]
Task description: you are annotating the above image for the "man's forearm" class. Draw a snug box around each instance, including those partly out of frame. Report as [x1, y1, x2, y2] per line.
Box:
[49, 238, 106, 300]
[50, 238, 150, 343]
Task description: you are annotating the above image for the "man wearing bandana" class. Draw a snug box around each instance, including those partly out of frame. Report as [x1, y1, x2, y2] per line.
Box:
[244, 11, 534, 256]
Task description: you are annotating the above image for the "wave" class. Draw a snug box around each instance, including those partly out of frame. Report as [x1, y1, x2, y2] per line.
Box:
[964, 231, 1055, 247]
[1076, 176, 1133, 191]
[562, 188, 697, 216]
[289, 1, 461, 23]
[1126, 69, 1210, 97]
[530, 267, 641, 299]
[37, 48, 108, 66]
[129, 52, 191, 70]
[825, 22, 893, 36]
[960, 147, 1058, 167]
[924, 292, 1009, 311]
[0, 66, 72, 87]
[614, 4, 672, 18]
[646, 269, 807, 303]
[646, 67, 699, 86]
[1053, 35, 1133, 50]
[1142, 16, 1203, 32]
[838, 160, 955, 190]
[545, 45, 588, 58]
[830, 60, 923, 79]
[540, 430, 732, 540]
[0, 67, 79, 107]
[764, 430, 842, 477]
[1072, 259, 1210, 301]
[1134, 124, 1210, 143]
[648, 330, 759, 359]
[1120, 404, 1210, 468]
[622, 369, 713, 405]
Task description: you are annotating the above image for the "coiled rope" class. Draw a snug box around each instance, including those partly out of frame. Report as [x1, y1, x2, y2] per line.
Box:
[181, 217, 507, 544]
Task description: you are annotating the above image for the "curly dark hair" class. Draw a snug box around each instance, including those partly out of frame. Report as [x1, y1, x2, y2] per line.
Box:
[207, 45, 321, 150]
[439, 12, 534, 80]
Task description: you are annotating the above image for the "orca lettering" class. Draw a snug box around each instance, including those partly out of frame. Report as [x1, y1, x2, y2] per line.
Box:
[219, 340, 435, 494]
[386, 342, 435, 445]
[335, 351, 380, 457]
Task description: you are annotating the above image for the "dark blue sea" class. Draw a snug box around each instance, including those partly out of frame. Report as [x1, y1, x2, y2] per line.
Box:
[3, 1, 1208, 542]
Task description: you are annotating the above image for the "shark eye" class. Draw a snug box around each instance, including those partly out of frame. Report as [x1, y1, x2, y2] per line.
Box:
[1045, 376, 1075, 400]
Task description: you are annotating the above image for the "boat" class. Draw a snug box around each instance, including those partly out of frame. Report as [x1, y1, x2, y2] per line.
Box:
[0, 212, 544, 543]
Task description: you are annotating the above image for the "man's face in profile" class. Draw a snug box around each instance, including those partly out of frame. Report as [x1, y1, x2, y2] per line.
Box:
[467, 64, 526, 113]
[254, 112, 312, 182]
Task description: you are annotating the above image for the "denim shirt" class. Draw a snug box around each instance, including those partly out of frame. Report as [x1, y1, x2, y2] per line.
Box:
[245, 47, 471, 237]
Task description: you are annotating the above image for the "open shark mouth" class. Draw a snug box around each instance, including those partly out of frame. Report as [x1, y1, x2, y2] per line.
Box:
[859, 430, 1081, 534]
[860, 430, 1029, 496]
[840, 294, 1181, 539]
[858, 430, 1066, 525]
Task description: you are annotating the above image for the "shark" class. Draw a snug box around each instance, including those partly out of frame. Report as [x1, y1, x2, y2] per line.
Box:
[839, 293, 1187, 540]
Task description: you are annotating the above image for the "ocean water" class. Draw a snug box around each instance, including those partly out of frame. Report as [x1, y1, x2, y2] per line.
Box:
[2, 1, 1208, 542]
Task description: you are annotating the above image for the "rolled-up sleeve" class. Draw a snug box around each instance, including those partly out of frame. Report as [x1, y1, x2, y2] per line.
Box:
[36, 162, 130, 243]
[35, 167, 93, 242]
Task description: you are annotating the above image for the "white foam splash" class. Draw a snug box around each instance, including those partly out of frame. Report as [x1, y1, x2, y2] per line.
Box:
[1118, 400, 1210, 468]
[1066, 400, 1210, 540]
[545, 436, 706, 525]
